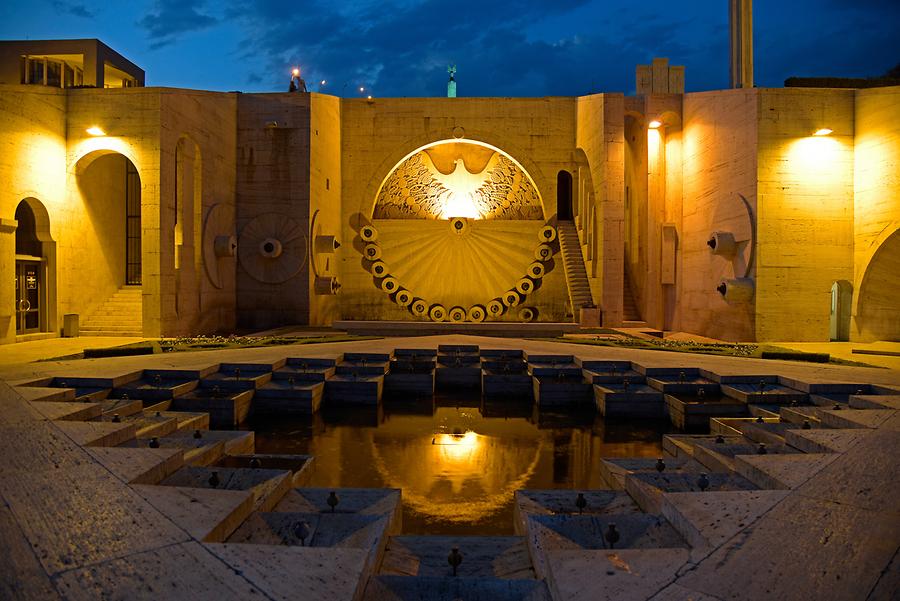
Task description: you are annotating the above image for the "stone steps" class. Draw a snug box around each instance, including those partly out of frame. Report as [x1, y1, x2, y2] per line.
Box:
[81, 285, 143, 336]
[556, 221, 593, 314]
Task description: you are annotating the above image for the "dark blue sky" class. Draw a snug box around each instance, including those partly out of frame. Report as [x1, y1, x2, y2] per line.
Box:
[1, 1, 898, 96]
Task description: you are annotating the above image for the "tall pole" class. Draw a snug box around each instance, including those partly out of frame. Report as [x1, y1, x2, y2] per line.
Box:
[730, 0, 753, 88]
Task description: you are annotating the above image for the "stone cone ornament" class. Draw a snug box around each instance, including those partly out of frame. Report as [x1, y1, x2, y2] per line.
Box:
[604, 524, 620, 549]
[448, 547, 463, 576]
[293, 520, 311, 546]
[697, 473, 710, 492]
[575, 492, 587, 514]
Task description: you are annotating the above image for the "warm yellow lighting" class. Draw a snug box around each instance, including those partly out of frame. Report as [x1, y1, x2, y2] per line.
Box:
[359, 86, 365, 93]
[813, 128, 833, 136]
[86, 126, 106, 136]
[435, 158, 485, 219]
[433, 431, 481, 462]
[291, 68, 300, 77]
[367, 95, 372, 99]
[648, 119, 662, 129]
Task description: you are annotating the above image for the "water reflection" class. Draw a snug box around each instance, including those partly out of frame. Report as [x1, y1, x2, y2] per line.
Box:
[244, 398, 670, 535]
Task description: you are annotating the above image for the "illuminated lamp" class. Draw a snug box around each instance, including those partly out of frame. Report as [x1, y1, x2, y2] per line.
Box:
[292, 68, 300, 77]
[813, 128, 833, 136]
[648, 119, 662, 129]
[86, 126, 106, 136]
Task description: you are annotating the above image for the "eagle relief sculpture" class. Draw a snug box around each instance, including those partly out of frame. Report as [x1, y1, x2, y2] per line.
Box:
[374, 146, 543, 220]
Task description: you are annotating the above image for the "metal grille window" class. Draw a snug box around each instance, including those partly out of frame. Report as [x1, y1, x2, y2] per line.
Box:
[125, 162, 142, 285]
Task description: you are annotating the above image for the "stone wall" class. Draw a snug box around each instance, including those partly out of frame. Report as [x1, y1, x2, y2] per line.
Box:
[235, 93, 311, 330]
[575, 93, 625, 325]
[338, 97, 578, 322]
[0, 85, 67, 343]
[681, 89, 758, 341]
[308, 93, 342, 326]
[755, 88, 855, 342]
[852, 85, 900, 341]
[66, 88, 163, 335]
[158, 90, 238, 336]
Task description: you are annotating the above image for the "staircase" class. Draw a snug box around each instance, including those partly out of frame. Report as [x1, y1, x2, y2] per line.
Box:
[80, 285, 143, 337]
[622, 262, 646, 327]
[556, 221, 593, 317]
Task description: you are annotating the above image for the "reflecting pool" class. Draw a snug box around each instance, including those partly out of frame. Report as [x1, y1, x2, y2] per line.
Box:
[243, 395, 671, 535]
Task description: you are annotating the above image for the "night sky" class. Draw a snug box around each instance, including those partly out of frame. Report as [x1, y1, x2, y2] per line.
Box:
[1, 1, 898, 97]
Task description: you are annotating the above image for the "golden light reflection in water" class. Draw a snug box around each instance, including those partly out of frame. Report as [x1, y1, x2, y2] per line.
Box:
[432, 430, 481, 463]
[370, 409, 543, 523]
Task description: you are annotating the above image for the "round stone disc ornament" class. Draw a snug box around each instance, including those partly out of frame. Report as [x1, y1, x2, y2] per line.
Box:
[429, 304, 447, 322]
[515, 277, 534, 295]
[535, 244, 553, 261]
[467, 305, 486, 322]
[364, 243, 382, 260]
[395, 289, 413, 307]
[360, 225, 378, 242]
[371, 261, 389, 277]
[411, 299, 429, 317]
[539, 225, 557, 243]
[503, 290, 521, 307]
[448, 306, 466, 322]
[381, 277, 400, 294]
[518, 307, 536, 322]
[487, 299, 505, 317]
[238, 213, 308, 284]
[527, 262, 545, 279]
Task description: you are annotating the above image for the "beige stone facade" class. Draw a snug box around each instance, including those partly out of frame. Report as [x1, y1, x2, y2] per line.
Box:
[1, 43, 898, 344]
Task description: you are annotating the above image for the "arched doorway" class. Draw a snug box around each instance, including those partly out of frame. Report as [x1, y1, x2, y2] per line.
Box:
[829, 280, 852, 341]
[14, 199, 55, 335]
[74, 151, 143, 336]
[856, 228, 900, 341]
[557, 170, 573, 220]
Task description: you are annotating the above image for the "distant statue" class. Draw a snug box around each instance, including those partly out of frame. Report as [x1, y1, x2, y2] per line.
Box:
[447, 64, 457, 98]
[289, 68, 307, 93]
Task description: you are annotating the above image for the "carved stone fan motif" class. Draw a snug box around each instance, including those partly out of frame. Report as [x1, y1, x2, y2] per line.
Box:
[368, 219, 550, 315]
[238, 213, 308, 284]
[374, 148, 542, 220]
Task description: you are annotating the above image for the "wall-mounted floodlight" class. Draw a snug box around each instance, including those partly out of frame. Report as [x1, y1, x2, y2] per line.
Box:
[648, 119, 662, 129]
[813, 128, 833, 136]
[86, 126, 106, 136]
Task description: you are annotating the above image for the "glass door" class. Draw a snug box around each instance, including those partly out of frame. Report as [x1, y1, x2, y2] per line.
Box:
[15, 260, 42, 334]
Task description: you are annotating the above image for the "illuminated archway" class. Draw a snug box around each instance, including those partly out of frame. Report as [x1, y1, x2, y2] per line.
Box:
[372, 140, 543, 220]
[856, 228, 900, 341]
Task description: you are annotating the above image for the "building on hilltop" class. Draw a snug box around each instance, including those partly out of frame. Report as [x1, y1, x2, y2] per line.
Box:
[0, 39, 897, 345]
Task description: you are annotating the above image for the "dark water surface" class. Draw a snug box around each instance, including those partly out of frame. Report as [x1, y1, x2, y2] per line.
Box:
[242, 394, 671, 535]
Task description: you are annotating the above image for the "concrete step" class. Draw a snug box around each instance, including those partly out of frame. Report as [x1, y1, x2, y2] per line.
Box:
[158, 465, 294, 512]
[80, 325, 143, 332]
[79, 330, 143, 337]
[379, 536, 535, 579]
[363, 576, 550, 601]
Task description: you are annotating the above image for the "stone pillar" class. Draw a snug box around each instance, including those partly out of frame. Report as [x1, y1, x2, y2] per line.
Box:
[730, 0, 753, 89]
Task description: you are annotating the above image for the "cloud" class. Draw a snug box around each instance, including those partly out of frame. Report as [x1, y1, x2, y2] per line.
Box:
[223, 0, 692, 96]
[139, 0, 218, 48]
[51, 0, 94, 18]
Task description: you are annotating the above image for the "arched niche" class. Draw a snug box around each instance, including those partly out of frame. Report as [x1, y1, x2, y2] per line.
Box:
[829, 280, 853, 342]
[74, 151, 142, 329]
[371, 139, 544, 221]
[855, 228, 900, 341]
